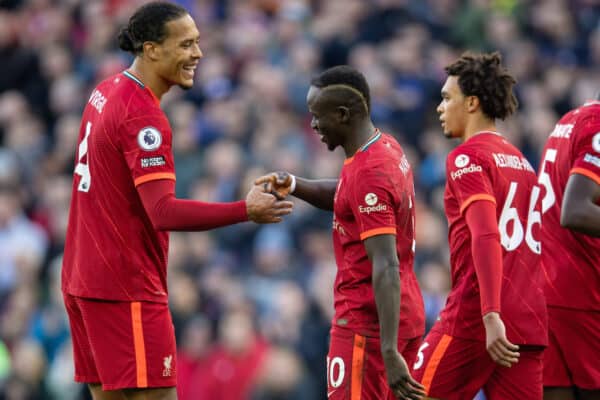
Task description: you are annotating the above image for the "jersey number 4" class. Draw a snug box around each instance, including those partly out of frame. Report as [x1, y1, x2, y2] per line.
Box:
[498, 181, 541, 254]
[74, 121, 92, 192]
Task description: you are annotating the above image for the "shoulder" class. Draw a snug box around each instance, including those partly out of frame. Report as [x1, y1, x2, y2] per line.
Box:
[447, 141, 488, 168]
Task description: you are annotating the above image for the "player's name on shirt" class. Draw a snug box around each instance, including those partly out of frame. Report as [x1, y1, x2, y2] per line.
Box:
[88, 89, 107, 114]
[549, 123, 573, 139]
[332, 218, 346, 237]
[492, 153, 535, 172]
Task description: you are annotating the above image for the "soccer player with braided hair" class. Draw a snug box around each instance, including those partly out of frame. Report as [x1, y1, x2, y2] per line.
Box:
[409, 52, 548, 399]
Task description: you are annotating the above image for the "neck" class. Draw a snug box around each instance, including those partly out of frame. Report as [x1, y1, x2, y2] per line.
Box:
[128, 58, 170, 100]
[461, 115, 497, 142]
[343, 120, 377, 157]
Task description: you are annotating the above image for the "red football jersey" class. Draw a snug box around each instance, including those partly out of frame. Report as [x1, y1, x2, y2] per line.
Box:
[332, 131, 425, 339]
[62, 71, 176, 303]
[440, 132, 547, 345]
[538, 101, 600, 311]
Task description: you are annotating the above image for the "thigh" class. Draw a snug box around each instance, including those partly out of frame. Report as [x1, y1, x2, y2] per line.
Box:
[549, 307, 600, 390]
[486, 348, 543, 400]
[544, 313, 572, 388]
[411, 328, 493, 400]
[77, 298, 177, 391]
[64, 293, 101, 384]
[123, 387, 177, 400]
[327, 328, 389, 400]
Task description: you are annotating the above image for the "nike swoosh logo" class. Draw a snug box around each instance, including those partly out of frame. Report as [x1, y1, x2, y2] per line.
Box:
[327, 389, 338, 398]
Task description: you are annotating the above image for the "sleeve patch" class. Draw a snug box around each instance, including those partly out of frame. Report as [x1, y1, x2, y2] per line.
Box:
[592, 132, 600, 153]
[137, 127, 162, 151]
[141, 156, 166, 168]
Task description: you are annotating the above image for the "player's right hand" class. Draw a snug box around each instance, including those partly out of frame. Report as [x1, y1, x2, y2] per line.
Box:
[254, 171, 293, 200]
[245, 184, 293, 223]
[483, 312, 520, 368]
[382, 349, 425, 400]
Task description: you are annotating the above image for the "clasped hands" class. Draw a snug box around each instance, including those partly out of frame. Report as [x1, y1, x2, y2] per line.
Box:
[245, 171, 294, 223]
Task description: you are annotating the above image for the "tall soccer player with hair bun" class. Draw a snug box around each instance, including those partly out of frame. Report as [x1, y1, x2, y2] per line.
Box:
[61, 2, 292, 399]
[257, 65, 426, 400]
[410, 52, 548, 400]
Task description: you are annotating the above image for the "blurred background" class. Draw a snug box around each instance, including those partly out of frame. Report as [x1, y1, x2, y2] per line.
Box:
[0, 0, 598, 399]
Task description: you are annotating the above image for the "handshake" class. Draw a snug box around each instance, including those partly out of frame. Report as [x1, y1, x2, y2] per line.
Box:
[245, 171, 295, 223]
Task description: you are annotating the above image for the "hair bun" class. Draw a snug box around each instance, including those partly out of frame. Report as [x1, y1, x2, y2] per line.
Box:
[118, 27, 135, 52]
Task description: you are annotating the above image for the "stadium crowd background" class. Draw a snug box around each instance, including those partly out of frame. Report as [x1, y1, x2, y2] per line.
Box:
[0, 0, 598, 398]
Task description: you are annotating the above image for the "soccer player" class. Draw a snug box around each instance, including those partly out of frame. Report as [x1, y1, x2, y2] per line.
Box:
[61, 3, 293, 400]
[410, 52, 548, 400]
[256, 65, 426, 400]
[538, 94, 600, 400]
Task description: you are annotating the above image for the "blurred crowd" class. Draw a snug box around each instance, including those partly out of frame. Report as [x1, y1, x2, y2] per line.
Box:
[0, 0, 598, 399]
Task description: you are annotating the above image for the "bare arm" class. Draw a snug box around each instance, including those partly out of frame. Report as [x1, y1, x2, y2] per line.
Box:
[293, 177, 337, 211]
[561, 173, 600, 236]
[364, 234, 424, 399]
[255, 172, 337, 211]
[365, 234, 400, 354]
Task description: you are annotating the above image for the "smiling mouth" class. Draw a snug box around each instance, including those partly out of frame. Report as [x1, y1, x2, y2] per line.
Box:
[182, 64, 197, 76]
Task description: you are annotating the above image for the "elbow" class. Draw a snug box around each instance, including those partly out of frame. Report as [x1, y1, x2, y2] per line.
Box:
[149, 216, 170, 231]
[560, 207, 583, 230]
[373, 262, 400, 286]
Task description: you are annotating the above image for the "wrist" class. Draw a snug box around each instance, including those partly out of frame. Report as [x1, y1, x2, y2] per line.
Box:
[381, 345, 397, 357]
[483, 311, 500, 323]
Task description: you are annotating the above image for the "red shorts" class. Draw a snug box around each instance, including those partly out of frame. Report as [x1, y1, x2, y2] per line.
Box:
[544, 306, 600, 390]
[63, 293, 177, 390]
[326, 326, 422, 400]
[411, 328, 543, 400]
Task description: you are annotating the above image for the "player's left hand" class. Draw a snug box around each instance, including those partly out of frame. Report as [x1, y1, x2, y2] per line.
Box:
[382, 349, 425, 400]
[483, 312, 520, 368]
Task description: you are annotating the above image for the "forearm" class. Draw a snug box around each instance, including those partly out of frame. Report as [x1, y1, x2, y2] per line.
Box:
[293, 177, 337, 211]
[137, 179, 248, 231]
[466, 201, 502, 315]
[151, 196, 247, 231]
[373, 262, 401, 353]
[561, 173, 600, 236]
[471, 231, 503, 314]
[561, 203, 600, 236]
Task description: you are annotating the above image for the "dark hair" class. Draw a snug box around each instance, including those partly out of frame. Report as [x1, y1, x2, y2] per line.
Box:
[311, 65, 371, 114]
[445, 51, 518, 120]
[118, 1, 188, 55]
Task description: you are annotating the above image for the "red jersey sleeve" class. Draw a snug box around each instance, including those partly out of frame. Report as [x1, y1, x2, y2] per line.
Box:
[446, 149, 496, 213]
[571, 115, 600, 185]
[347, 168, 398, 240]
[465, 200, 503, 315]
[120, 108, 176, 187]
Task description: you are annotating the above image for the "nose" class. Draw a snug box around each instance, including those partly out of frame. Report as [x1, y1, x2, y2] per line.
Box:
[436, 101, 443, 114]
[193, 44, 203, 59]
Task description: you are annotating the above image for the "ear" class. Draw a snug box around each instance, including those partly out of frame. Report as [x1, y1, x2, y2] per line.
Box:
[143, 41, 161, 62]
[466, 95, 480, 113]
[337, 106, 350, 123]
